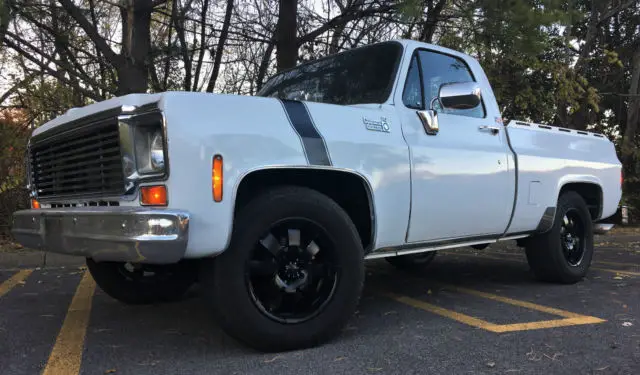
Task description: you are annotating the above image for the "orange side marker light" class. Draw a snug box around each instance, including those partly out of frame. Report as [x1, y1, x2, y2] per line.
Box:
[212, 155, 223, 202]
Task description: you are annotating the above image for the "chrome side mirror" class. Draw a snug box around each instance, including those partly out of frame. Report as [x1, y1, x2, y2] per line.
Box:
[416, 82, 482, 136]
[438, 82, 482, 110]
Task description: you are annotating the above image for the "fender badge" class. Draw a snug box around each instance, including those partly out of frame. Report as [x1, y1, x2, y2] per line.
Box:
[363, 117, 390, 133]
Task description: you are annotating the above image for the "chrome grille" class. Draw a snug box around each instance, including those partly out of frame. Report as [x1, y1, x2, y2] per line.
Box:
[30, 117, 125, 199]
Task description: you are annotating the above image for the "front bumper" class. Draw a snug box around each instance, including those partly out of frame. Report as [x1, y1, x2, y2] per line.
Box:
[11, 207, 190, 264]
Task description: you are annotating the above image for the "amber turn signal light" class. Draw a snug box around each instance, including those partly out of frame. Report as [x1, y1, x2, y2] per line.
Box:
[31, 199, 41, 209]
[141, 185, 168, 206]
[212, 155, 223, 202]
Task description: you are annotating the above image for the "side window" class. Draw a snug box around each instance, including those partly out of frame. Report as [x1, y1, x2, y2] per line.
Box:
[417, 50, 486, 118]
[402, 55, 423, 109]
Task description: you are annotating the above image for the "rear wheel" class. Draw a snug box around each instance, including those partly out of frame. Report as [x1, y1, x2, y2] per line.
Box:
[86, 259, 198, 304]
[201, 186, 364, 352]
[525, 191, 594, 284]
[386, 251, 436, 270]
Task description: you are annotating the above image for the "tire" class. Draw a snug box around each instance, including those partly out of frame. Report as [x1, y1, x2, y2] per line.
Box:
[201, 186, 364, 352]
[525, 191, 594, 284]
[86, 258, 198, 304]
[386, 251, 436, 270]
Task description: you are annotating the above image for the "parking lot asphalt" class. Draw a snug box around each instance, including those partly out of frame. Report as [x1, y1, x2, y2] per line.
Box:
[1, 235, 639, 375]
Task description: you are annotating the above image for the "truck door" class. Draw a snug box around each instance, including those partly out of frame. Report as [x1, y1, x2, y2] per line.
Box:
[399, 48, 515, 243]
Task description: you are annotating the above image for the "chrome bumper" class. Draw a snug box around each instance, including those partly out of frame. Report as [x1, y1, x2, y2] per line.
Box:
[11, 207, 190, 264]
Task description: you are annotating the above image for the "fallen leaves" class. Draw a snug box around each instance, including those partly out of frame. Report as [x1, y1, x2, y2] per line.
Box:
[104, 369, 117, 374]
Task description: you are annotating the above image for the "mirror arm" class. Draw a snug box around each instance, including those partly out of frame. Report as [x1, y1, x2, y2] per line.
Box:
[429, 97, 440, 112]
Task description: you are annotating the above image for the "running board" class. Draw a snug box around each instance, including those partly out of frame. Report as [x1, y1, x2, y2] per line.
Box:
[365, 234, 530, 260]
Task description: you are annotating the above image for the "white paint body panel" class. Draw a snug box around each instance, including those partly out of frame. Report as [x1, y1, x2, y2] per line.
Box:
[504, 121, 622, 234]
[30, 39, 623, 260]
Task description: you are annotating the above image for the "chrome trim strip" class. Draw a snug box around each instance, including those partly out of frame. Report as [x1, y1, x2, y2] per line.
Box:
[11, 207, 189, 264]
[29, 102, 167, 203]
[365, 232, 533, 260]
[117, 106, 169, 195]
[499, 123, 519, 238]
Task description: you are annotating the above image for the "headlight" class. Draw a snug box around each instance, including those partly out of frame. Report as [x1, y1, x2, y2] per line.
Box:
[134, 125, 166, 175]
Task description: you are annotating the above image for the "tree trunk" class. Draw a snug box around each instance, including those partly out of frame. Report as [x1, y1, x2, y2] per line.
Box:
[566, 0, 611, 129]
[621, 47, 640, 165]
[276, 0, 298, 72]
[419, 0, 446, 43]
[205, 0, 233, 92]
[172, 0, 192, 91]
[256, 41, 275, 91]
[0, 0, 14, 50]
[193, 0, 210, 91]
[117, 0, 153, 94]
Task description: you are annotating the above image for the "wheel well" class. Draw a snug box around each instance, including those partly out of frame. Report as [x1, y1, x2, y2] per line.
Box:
[234, 168, 374, 250]
[560, 183, 602, 220]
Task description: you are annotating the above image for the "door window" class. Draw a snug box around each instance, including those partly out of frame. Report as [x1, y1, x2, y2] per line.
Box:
[417, 50, 486, 118]
[402, 56, 424, 109]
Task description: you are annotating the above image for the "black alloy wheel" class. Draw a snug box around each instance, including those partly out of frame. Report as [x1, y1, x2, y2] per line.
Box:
[202, 186, 364, 352]
[525, 191, 594, 284]
[246, 218, 339, 324]
[560, 209, 586, 267]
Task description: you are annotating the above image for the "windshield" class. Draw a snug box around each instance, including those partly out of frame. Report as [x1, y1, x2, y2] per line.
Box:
[257, 42, 403, 106]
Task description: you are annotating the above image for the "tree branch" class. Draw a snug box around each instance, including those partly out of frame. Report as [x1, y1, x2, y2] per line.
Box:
[0, 74, 36, 105]
[57, 0, 121, 68]
[597, 0, 636, 26]
[2, 37, 102, 101]
[298, 4, 395, 45]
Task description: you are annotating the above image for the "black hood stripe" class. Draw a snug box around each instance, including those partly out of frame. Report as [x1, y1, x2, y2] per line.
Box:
[280, 99, 332, 166]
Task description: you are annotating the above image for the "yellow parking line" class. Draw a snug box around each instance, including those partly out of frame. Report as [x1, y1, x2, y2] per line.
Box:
[492, 317, 606, 332]
[0, 269, 33, 298]
[447, 285, 584, 318]
[480, 250, 640, 269]
[42, 271, 96, 375]
[442, 251, 640, 277]
[386, 291, 605, 333]
[594, 268, 640, 277]
[385, 293, 504, 332]
[595, 260, 640, 268]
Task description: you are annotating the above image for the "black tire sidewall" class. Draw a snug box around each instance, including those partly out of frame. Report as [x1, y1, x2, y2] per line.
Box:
[526, 191, 594, 283]
[206, 186, 364, 351]
[86, 258, 198, 304]
[551, 192, 594, 278]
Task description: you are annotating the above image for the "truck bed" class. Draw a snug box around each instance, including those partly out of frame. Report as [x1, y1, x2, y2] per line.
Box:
[504, 120, 622, 234]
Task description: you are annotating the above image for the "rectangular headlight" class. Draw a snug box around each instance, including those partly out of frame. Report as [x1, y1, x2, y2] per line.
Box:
[134, 124, 166, 175]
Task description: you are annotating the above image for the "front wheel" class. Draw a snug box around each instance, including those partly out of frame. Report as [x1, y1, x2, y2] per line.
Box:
[525, 191, 594, 284]
[201, 186, 364, 352]
[86, 259, 198, 304]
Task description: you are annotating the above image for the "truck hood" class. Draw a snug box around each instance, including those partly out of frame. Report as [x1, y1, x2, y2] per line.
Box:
[33, 93, 164, 137]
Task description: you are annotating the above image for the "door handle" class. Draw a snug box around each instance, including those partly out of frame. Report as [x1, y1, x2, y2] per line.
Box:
[479, 125, 500, 135]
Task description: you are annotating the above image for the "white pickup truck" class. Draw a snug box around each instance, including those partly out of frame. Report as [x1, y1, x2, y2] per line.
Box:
[12, 39, 622, 351]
